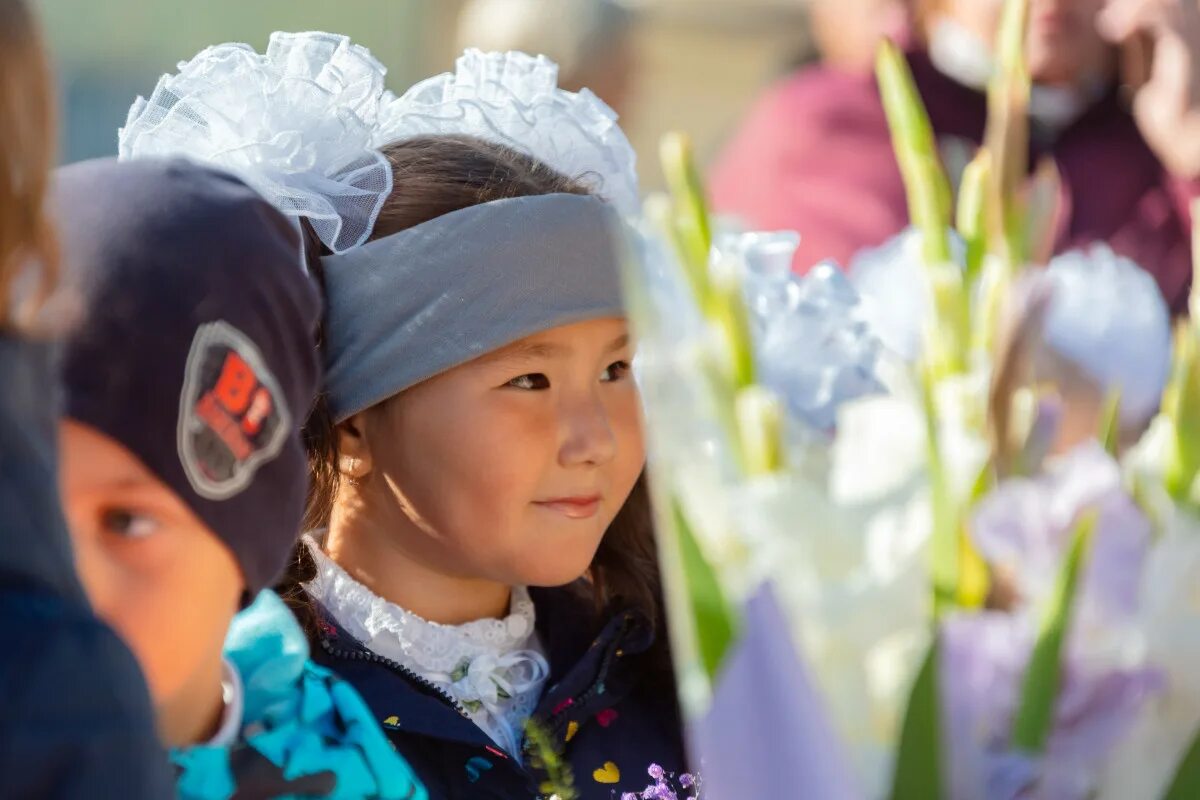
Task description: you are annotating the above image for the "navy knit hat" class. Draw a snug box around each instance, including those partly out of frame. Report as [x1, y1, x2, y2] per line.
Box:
[54, 157, 321, 595]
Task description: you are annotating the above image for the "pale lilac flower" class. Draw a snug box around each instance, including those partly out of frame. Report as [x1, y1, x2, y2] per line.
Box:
[622, 761, 698, 800]
[1041, 245, 1171, 427]
[970, 441, 1151, 628]
[941, 442, 1164, 799]
[692, 584, 862, 800]
[941, 613, 1161, 800]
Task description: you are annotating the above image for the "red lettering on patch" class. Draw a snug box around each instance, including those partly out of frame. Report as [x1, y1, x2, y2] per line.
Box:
[213, 351, 257, 414]
[195, 393, 253, 461]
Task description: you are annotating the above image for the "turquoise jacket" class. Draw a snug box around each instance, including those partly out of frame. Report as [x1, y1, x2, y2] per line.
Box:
[172, 590, 427, 800]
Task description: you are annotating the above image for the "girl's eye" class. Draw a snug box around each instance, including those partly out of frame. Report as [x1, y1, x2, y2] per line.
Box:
[506, 373, 551, 391]
[601, 360, 631, 383]
[99, 508, 160, 539]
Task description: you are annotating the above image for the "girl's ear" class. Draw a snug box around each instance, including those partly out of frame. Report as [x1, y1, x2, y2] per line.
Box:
[336, 413, 373, 481]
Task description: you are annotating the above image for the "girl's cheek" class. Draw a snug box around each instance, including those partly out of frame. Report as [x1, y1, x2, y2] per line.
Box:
[611, 397, 646, 454]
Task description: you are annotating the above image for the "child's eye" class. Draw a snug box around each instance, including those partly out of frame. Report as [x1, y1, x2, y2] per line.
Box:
[99, 508, 160, 539]
[506, 373, 551, 391]
[601, 360, 631, 383]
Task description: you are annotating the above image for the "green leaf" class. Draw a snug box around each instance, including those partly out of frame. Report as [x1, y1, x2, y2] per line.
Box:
[875, 40, 953, 264]
[673, 497, 739, 679]
[922, 365, 960, 616]
[709, 259, 758, 390]
[1161, 721, 1200, 799]
[1011, 512, 1096, 752]
[876, 39, 969, 371]
[982, 0, 1032, 268]
[645, 192, 707, 311]
[890, 640, 943, 800]
[972, 254, 1015, 358]
[1099, 387, 1122, 457]
[956, 148, 992, 282]
[735, 386, 786, 476]
[924, 261, 971, 378]
[660, 131, 713, 301]
[1166, 325, 1200, 505]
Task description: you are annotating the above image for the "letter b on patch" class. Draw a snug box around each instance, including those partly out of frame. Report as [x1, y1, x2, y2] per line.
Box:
[178, 321, 290, 500]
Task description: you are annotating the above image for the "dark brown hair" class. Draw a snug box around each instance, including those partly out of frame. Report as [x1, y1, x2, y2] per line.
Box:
[277, 135, 665, 660]
[0, 0, 57, 332]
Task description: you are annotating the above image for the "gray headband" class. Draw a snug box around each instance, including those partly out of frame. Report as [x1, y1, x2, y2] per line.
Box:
[321, 193, 626, 422]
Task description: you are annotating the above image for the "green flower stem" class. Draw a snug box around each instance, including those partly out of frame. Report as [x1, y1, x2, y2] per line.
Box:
[1165, 324, 1200, 506]
[673, 497, 739, 681]
[1011, 512, 1096, 753]
[660, 132, 713, 307]
[876, 40, 952, 264]
[735, 386, 787, 476]
[957, 149, 992, 282]
[890, 640, 943, 800]
[922, 365, 960, 617]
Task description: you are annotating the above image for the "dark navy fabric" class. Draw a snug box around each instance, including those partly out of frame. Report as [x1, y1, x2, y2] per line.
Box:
[53, 157, 322, 596]
[0, 335, 175, 799]
[309, 585, 687, 800]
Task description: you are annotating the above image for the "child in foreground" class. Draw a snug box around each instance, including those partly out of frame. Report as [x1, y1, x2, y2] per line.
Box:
[53, 156, 427, 800]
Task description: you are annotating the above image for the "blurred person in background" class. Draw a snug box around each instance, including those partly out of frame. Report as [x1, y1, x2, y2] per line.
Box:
[0, 1, 174, 796]
[713, 0, 1200, 313]
[456, 0, 637, 116]
[806, 0, 913, 73]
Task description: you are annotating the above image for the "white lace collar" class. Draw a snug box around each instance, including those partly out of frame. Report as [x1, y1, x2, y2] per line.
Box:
[303, 537, 548, 757]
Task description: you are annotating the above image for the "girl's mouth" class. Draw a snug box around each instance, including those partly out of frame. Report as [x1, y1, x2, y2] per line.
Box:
[533, 495, 602, 520]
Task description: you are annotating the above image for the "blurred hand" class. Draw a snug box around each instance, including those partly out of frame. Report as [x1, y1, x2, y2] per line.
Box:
[1099, 0, 1200, 178]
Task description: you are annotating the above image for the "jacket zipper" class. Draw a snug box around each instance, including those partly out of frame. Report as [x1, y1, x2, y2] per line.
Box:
[542, 613, 635, 733]
[319, 637, 472, 719]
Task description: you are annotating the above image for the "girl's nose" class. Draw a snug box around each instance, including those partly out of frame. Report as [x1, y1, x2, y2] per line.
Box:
[558, 393, 618, 467]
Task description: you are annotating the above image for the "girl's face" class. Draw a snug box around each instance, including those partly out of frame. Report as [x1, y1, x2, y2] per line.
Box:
[340, 317, 644, 588]
[58, 420, 242, 739]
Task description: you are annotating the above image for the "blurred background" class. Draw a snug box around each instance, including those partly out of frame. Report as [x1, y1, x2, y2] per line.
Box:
[35, 0, 817, 191]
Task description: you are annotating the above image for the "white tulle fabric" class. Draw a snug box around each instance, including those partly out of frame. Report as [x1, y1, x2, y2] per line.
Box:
[119, 33, 639, 258]
[376, 48, 639, 214]
[119, 32, 393, 254]
[303, 539, 549, 757]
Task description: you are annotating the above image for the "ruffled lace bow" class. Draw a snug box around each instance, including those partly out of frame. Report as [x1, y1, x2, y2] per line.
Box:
[376, 48, 639, 213]
[119, 33, 640, 260]
[120, 31, 393, 254]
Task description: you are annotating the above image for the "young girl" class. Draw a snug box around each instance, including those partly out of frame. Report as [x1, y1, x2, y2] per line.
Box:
[0, 2, 173, 796]
[53, 156, 426, 800]
[120, 34, 687, 798]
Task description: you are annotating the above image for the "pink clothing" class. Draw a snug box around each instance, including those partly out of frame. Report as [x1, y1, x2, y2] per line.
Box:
[712, 52, 1195, 312]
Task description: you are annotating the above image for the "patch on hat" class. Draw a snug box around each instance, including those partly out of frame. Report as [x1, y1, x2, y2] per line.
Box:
[177, 320, 291, 500]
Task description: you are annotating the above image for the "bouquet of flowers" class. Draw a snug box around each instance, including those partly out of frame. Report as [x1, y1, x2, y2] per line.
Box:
[622, 1, 1200, 797]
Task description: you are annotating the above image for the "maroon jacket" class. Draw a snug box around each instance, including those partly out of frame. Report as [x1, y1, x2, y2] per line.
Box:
[711, 51, 1195, 312]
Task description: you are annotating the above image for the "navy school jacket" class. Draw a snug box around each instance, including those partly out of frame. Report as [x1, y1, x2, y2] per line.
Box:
[0, 336, 175, 799]
[309, 585, 688, 799]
